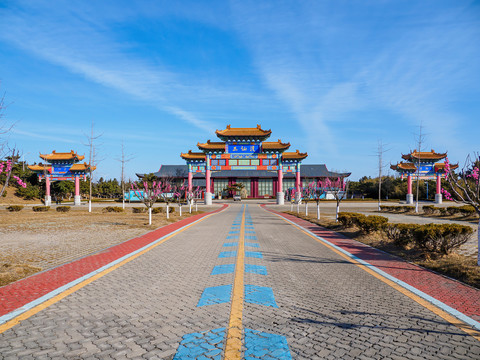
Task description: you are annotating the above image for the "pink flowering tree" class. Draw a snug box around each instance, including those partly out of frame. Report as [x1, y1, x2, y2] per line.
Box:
[289, 188, 296, 212]
[327, 177, 349, 222]
[172, 182, 186, 216]
[442, 155, 480, 266]
[302, 183, 317, 216]
[312, 179, 329, 220]
[0, 149, 25, 197]
[132, 178, 168, 225]
[187, 186, 202, 213]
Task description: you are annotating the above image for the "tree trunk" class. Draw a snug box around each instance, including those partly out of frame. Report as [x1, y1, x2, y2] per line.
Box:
[166, 204, 170, 219]
[189, 202, 192, 213]
[336, 204, 340, 222]
[179, 205, 182, 217]
[0, 171, 11, 197]
[195, 202, 198, 212]
[305, 203, 308, 216]
[148, 207, 152, 225]
[317, 203, 320, 220]
[297, 202, 299, 214]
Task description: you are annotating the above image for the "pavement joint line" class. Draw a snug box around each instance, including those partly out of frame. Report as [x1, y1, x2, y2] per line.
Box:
[264, 206, 480, 342]
[0, 205, 229, 335]
[224, 204, 246, 360]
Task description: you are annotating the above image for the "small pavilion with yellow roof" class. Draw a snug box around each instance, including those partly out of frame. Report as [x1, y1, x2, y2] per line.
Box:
[391, 149, 457, 204]
[28, 150, 95, 206]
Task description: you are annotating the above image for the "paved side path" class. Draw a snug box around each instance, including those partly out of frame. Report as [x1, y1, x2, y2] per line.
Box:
[0, 204, 479, 359]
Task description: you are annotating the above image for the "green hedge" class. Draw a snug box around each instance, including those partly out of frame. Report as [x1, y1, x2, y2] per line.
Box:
[132, 207, 146, 213]
[338, 211, 474, 255]
[6, 205, 23, 212]
[33, 206, 50, 212]
[152, 207, 175, 214]
[358, 215, 389, 234]
[56, 206, 71, 212]
[413, 223, 473, 255]
[103, 206, 124, 213]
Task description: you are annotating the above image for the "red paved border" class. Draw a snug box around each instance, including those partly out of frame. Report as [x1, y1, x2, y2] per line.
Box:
[263, 205, 480, 322]
[0, 204, 228, 317]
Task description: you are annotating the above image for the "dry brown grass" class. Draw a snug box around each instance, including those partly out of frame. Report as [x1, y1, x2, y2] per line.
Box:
[0, 207, 204, 286]
[284, 211, 480, 289]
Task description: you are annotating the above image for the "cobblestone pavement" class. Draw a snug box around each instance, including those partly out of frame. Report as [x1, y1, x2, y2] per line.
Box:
[1, 204, 479, 359]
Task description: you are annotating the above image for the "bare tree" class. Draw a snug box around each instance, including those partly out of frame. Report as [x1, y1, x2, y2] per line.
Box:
[84, 122, 102, 213]
[414, 125, 426, 213]
[443, 154, 480, 266]
[116, 141, 134, 209]
[375, 140, 390, 211]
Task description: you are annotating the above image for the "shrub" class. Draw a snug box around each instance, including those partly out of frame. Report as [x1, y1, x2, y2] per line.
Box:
[103, 206, 124, 213]
[439, 208, 448, 216]
[403, 206, 415, 213]
[358, 215, 389, 234]
[6, 205, 23, 212]
[56, 206, 71, 212]
[337, 212, 366, 228]
[33, 206, 50, 212]
[385, 223, 420, 247]
[413, 223, 474, 255]
[422, 205, 437, 215]
[132, 207, 146, 213]
[458, 205, 476, 217]
[152, 207, 175, 214]
[446, 206, 459, 216]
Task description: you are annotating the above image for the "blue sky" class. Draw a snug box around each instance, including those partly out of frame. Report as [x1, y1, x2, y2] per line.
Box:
[0, 0, 479, 181]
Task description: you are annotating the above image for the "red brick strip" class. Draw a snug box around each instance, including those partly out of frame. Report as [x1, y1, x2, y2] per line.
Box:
[0, 205, 228, 317]
[263, 205, 480, 322]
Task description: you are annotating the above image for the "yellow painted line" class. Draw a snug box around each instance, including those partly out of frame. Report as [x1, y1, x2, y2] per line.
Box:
[224, 205, 246, 360]
[266, 208, 480, 342]
[0, 209, 223, 335]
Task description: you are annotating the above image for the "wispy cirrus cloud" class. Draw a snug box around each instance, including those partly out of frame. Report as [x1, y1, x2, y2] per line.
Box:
[230, 0, 480, 162]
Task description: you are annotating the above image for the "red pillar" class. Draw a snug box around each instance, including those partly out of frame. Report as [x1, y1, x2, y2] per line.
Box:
[278, 169, 283, 193]
[75, 175, 80, 196]
[436, 174, 441, 194]
[407, 174, 412, 195]
[296, 169, 301, 193]
[206, 169, 211, 193]
[45, 175, 51, 197]
[188, 172, 193, 193]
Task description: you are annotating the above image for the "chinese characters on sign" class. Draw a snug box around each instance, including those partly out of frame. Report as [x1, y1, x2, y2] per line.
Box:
[227, 144, 260, 154]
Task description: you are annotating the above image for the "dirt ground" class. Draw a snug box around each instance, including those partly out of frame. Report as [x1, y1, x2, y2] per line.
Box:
[0, 204, 209, 286]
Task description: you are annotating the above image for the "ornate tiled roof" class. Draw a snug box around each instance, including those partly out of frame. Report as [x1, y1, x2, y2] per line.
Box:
[282, 150, 308, 160]
[39, 150, 85, 161]
[28, 165, 51, 171]
[70, 163, 96, 171]
[434, 162, 459, 172]
[390, 162, 417, 171]
[197, 140, 225, 150]
[401, 150, 447, 161]
[215, 124, 272, 138]
[262, 140, 291, 150]
[180, 150, 206, 160]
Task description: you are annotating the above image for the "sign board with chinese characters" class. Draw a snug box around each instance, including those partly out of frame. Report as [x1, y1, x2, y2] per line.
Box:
[227, 144, 260, 154]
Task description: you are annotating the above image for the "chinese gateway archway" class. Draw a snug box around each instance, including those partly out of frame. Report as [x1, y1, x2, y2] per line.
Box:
[29, 150, 95, 206]
[391, 150, 458, 204]
[178, 125, 350, 204]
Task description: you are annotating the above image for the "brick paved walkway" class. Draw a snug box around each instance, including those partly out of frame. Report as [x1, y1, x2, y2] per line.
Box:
[1, 203, 479, 359]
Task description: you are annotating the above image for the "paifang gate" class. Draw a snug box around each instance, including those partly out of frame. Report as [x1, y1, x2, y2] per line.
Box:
[177, 125, 349, 205]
